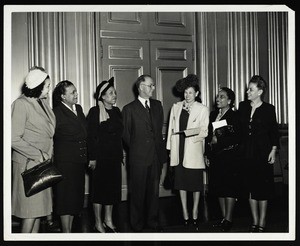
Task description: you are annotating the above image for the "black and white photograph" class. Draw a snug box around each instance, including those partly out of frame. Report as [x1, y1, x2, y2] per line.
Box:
[3, 4, 296, 243]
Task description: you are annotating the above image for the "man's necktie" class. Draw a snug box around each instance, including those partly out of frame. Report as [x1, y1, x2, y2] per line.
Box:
[145, 100, 150, 113]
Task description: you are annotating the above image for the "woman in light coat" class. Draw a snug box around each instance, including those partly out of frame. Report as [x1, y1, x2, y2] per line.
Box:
[11, 66, 56, 233]
[166, 74, 209, 229]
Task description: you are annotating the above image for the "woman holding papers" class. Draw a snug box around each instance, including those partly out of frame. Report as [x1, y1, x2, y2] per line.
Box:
[166, 74, 209, 230]
[238, 75, 279, 232]
[205, 87, 241, 232]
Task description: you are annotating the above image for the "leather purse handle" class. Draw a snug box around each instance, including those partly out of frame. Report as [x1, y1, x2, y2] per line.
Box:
[24, 149, 45, 171]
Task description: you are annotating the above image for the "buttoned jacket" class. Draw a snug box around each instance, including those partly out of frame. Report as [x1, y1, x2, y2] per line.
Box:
[122, 98, 167, 167]
[53, 102, 88, 163]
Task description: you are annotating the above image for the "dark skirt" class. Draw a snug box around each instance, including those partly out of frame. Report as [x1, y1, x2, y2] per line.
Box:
[173, 109, 204, 192]
[241, 135, 275, 200]
[208, 148, 242, 198]
[174, 163, 204, 192]
[54, 161, 85, 215]
[242, 157, 275, 200]
[90, 158, 121, 205]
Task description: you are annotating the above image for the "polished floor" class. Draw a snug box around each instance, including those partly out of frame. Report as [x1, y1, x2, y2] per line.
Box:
[12, 183, 288, 234]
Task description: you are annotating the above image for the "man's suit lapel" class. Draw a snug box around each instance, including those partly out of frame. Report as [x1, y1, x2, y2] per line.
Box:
[134, 99, 152, 126]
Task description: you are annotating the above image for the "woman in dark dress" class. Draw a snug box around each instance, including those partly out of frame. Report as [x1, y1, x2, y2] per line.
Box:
[52, 80, 87, 233]
[205, 87, 241, 232]
[166, 74, 209, 229]
[238, 75, 279, 232]
[87, 77, 123, 233]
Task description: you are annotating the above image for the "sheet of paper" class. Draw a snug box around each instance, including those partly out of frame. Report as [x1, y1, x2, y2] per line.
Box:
[212, 119, 227, 131]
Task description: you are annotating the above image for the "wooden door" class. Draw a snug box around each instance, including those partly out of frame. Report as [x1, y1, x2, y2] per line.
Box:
[100, 14, 195, 200]
[101, 38, 150, 110]
[150, 40, 194, 197]
[150, 40, 195, 129]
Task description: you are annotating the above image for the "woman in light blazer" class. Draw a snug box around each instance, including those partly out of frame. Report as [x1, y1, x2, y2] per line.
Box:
[11, 66, 56, 233]
[166, 74, 209, 229]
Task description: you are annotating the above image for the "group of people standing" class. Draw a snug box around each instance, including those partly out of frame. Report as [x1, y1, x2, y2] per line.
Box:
[11, 66, 279, 234]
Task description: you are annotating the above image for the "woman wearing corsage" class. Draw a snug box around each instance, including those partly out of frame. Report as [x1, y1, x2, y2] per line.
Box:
[205, 87, 241, 232]
[166, 74, 209, 230]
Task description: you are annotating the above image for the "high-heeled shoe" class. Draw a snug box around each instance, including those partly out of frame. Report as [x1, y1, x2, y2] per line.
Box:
[220, 219, 232, 232]
[93, 226, 105, 233]
[258, 226, 265, 232]
[192, 219, 199, 231]
[212, 218, 225, 228]
[183, 219, 189, 226]
[249, 224, 259, 232]
[103, 221, 119, 233]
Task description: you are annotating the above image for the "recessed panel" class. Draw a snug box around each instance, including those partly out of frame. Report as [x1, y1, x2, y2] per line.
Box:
[109, 46, 143, 59]
[109, 12, 141, 24]
[110, 66, 143, 110]
[157, 68, 187, 124]
[157, 48, 187, 61]
[156, 12, 185, 27]
[149, 12, 193, 35]
[100, 12, 147, 33]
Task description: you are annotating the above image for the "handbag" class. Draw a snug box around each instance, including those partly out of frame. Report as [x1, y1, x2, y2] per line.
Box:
[212, 125, 238, 155]
[21, 157, 63, 197]
[214, 125, 235, 138]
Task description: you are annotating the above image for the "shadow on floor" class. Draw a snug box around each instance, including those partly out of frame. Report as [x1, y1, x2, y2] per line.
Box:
[12, 183, 289, 233]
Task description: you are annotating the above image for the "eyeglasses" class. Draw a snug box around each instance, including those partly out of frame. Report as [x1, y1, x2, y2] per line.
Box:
[141, 83, 155, 88]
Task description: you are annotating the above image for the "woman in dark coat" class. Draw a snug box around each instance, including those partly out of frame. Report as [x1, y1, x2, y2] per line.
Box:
[238, 75, 279, 232]
[87, 77, 123, 233]
[205, 87, 241, 232]
[52, 80, 87, 233]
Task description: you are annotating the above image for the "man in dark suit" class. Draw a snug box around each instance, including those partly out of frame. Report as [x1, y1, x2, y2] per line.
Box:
[122, 74, 167, 232]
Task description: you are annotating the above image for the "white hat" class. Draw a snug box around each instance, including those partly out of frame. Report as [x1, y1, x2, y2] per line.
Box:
[25, 69, 48, 89]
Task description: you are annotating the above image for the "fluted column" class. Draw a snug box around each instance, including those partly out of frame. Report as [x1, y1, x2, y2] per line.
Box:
[196, 12, 287, 124]
[268, 12, 288, 125]
[27, 12, 98, 113]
